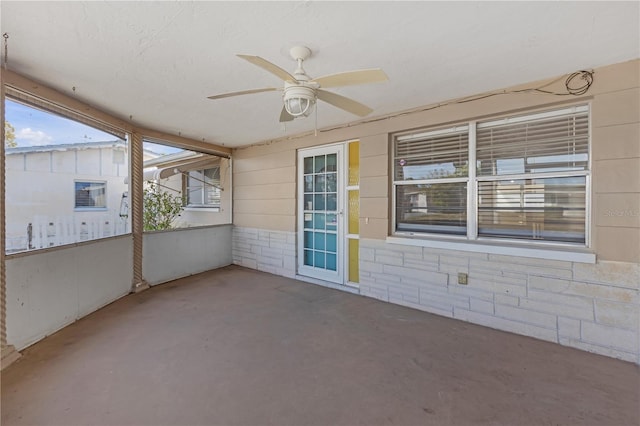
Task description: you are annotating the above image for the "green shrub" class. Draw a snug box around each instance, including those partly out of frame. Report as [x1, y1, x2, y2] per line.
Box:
[143, 182, 183, 231]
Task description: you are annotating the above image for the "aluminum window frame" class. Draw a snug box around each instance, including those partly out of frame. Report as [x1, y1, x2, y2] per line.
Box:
[74, 180, 108, 211]
[393, 124, 470, 237]
[392, 104, 591, 247]
[184, 167, 221, 210]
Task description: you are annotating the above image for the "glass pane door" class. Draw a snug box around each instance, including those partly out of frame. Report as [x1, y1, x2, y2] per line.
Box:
[298, 145, 343, 283]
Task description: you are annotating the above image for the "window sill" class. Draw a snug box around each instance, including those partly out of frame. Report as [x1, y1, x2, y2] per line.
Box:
[386, 235, 596, 264]
[183, 207, 221, 212]
[74, 207, 108, 212]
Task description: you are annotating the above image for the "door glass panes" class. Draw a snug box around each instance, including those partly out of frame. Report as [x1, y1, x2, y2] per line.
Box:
[326, 214, 337, 231]
[314, 174, 325, 192]
[304, 175, 313, 192]
[327, 193, 337, 211]
[302, 153, 338, 271]
[326, 154, 337, 172]
[304, 157, 313, 174]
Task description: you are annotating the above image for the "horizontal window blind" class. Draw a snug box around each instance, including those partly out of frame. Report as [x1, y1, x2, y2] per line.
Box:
[6, 86, 127, 140]
[477, 177, 586, 243]
[74, 181, 107, 208]
[476, 108, 588, 176]
[392, 104, 589, 245]
[394, 129, 469, 181]
[395, 182, 467, 235]
[187, 167, 221, 207]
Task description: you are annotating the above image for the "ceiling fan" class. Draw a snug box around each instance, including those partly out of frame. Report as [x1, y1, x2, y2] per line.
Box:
[207, 46, 388, 122]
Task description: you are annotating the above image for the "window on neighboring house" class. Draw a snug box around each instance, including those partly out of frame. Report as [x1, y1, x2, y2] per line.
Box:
[4, 92, 130, 254]
[185, 167, 221, 209]
[141, 139, 229, 230]
[392, 105, 589, 245]
[75, 181, 107, 209]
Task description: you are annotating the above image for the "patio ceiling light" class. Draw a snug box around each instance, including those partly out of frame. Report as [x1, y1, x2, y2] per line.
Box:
[283, 84, 316, 118]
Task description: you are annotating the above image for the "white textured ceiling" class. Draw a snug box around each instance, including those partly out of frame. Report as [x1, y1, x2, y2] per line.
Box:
[1, 1, 638, 148]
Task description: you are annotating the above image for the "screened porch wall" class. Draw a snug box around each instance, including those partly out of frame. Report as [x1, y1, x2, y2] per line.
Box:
[5, 236, 133, 351]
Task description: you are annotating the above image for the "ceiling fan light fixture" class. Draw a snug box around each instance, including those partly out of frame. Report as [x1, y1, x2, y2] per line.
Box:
[283, 85, 316, 118]
[285, 96, 313, 117]
[208, 46, 388, 123]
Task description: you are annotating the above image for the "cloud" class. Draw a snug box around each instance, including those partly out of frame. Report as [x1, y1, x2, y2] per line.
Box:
[16, 128, 54, 145]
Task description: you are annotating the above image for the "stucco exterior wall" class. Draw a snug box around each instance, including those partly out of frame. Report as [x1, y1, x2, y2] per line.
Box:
[231, 59, 640, 363]
[5, 145, 130, 251]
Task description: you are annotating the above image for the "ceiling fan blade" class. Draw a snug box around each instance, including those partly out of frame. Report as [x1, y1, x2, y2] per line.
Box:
[313, 69, 388, 88]
[316, 89, 373, 117]
[207, 87, 278, 100]
[279, 106, 294, 122]
[237, 55, 297, 82]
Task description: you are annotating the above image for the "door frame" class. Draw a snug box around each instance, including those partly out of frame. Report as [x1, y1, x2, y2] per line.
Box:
[297, 143, 345, 284]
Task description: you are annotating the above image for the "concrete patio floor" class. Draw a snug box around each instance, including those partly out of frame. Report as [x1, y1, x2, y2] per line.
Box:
[2, 265, 639, 426]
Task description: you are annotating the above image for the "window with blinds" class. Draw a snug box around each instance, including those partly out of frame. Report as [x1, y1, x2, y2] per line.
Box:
[394, 126, 469, 235]
[392, 105, 590, 245]
[186, 167, 221, 209]
[476, 106, 588, 243]
[477, 106, 589, 176]
[74, 181, 107, 209]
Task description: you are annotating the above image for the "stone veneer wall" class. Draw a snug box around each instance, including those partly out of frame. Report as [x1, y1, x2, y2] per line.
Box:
[359, 238, 639, 364]
[232, 227, 296, 279]
[231, 227, 639, 364]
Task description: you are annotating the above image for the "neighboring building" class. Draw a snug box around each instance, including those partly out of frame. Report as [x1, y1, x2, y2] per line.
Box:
[137, 150, 231, 228]
[4, 140, 231, 253]
[5, 141, 133, 252]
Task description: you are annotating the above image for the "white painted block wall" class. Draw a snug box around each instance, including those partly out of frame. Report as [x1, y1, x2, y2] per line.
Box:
[359, 239, 640, 364]
[232, 227, 296, 278]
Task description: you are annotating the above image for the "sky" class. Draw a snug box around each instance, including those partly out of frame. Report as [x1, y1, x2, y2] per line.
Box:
[5, 99, 181, 155]
[6, 99, 117, 146]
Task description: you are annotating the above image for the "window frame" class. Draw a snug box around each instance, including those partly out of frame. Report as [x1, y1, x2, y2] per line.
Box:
[391, 104, 591, 249]
[74, 180, 108, 211]
[393, 124, 470, 237]
[184, 167, 221, 210]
